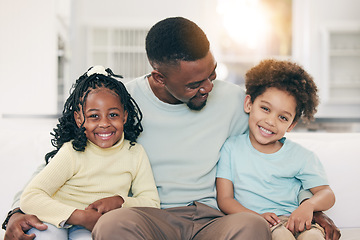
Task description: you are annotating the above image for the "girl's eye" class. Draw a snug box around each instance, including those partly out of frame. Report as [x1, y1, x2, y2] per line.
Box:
[109, 113, 119, 118]
[261, 106, 269, 112]
[279, 116, 288, 121]
[89, 114, 98, 118]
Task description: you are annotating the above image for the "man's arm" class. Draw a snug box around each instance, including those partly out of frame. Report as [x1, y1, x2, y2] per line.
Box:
[313, 211, 341, 240]
[3, 164, 47, 240]
[3, 209, 47, 240]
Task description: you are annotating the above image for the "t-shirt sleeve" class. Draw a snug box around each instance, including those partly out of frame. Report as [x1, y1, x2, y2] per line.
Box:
[228, 88, 249, 137]
[297, 151, 329, 190]
[216, 139, 233, 181]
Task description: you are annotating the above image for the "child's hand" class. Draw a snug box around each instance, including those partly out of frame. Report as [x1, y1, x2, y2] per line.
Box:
[66, 208, 102, 231]
[286, 203, 313, 234]
[80, 208, 102, 231]
[86, 195, 124, 214]
[261, 212, 281, 227]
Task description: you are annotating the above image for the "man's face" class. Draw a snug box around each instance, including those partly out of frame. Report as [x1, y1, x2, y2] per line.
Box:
[159, 51, 217, 110]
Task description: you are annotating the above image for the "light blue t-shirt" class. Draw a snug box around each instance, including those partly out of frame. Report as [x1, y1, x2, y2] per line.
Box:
[126, 76, 249, 209]
[216, 133, 329, 215]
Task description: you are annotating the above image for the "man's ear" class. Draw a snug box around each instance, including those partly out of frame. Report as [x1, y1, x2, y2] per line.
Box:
[151, 70, 166, 85]
[74, 111, 83, 128]
[287, 121, 298, 132]
[244, 95, 252, 113]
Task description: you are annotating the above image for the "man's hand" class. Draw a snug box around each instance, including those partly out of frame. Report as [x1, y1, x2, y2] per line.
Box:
[86, 196, 124, 214]
[4, 212, 47, 240]
[313, 211, 341, 240]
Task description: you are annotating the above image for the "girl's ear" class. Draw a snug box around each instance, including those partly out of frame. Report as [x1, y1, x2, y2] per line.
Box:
[123, 110, 128, 124]
[151, 69, 166, 85]
[74, 111, 83, 128]
[286, 121, 298, 133]
[244, 95, 252, 113]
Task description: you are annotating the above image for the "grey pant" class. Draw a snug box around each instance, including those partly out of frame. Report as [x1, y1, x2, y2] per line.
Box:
[92, 201, 271, 240]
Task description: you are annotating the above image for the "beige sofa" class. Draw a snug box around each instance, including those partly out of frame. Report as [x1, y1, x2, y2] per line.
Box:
[287, 132, 360, 240]
[0, 117, 359, 239]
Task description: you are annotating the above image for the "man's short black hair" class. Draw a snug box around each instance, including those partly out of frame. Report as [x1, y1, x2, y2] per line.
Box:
[145, 17, 210, 66]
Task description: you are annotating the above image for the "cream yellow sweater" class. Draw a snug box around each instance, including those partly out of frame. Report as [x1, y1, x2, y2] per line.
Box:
[20, 136, 160, 227]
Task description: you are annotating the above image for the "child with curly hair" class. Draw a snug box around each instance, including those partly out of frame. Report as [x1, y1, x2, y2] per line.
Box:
[216, 59, 335, 240]
[20, 66, 160, 240]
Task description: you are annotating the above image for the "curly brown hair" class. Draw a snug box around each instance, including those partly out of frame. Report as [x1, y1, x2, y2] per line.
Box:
[245, 59, 319, 123]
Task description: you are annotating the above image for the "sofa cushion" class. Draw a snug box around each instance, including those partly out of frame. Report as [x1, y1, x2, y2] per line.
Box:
[287, 132, 360, 229]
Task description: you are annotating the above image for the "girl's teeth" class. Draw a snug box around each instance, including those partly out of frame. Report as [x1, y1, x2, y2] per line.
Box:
[260, 127, 272, 134]
[98, 133, 112, 137]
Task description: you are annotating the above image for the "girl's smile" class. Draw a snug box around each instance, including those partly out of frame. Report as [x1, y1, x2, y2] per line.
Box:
[74, 88, 128, 148]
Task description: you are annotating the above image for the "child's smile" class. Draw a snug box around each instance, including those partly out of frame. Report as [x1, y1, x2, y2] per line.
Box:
[75, 88, 128, 148]
[244, 87, 297, 153]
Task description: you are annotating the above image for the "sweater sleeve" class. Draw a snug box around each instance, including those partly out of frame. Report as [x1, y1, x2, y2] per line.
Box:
[122, 145, 160, 208]
[20, 144, 78, 227]
[12, 163, 46, 209]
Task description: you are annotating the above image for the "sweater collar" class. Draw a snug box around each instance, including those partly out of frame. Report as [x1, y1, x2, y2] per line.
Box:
[87, 133, 125, 155]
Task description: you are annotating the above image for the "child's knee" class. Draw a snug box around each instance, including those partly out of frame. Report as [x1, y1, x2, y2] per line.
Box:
[27, 223, 67, 240]
[297, 227, 325, 240]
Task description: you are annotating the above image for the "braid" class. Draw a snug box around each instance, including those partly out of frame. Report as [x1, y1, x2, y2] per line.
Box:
[45, 67, 143, 164]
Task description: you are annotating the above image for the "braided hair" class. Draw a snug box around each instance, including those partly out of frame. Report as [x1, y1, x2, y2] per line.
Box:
[45, 66, 143, 164]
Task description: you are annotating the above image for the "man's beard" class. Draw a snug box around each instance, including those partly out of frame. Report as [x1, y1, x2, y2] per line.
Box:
[187, 99, 207, 111]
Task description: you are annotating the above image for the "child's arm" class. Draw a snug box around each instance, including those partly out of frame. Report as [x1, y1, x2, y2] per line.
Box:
[216, 177, 254, 214]
[65, 208, 102, 231]
[120, 146, 160, 208]
[20, 150, 77, 228]
[286, 185, 335, 234]
[216, 177, 280, 227]
[86, 195, 124, 214]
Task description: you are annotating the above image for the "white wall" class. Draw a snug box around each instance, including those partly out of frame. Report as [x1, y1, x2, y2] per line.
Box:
[0, 0, 59, 116]
[1, 0, 359, 117]
[292, 0, 360, 118]
[68, 0, 220, 82]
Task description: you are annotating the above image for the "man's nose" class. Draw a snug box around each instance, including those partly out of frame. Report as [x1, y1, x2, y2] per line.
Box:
[199, 78, 214, 94]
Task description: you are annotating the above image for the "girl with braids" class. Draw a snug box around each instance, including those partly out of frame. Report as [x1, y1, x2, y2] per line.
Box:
[216, 59, 335, 240]
[20, 66, 160, 240]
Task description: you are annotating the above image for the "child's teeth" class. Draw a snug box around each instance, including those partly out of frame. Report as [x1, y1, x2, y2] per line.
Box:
[260, 127, 272, 134]
[99, 133, 111, 137]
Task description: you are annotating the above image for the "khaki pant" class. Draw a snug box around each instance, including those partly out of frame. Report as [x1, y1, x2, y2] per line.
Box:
[92, 202, 271, 240]
[271, 215, 325, 240]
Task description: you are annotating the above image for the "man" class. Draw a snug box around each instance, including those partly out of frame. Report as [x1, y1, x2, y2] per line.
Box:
[3, 17, 341, 240]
